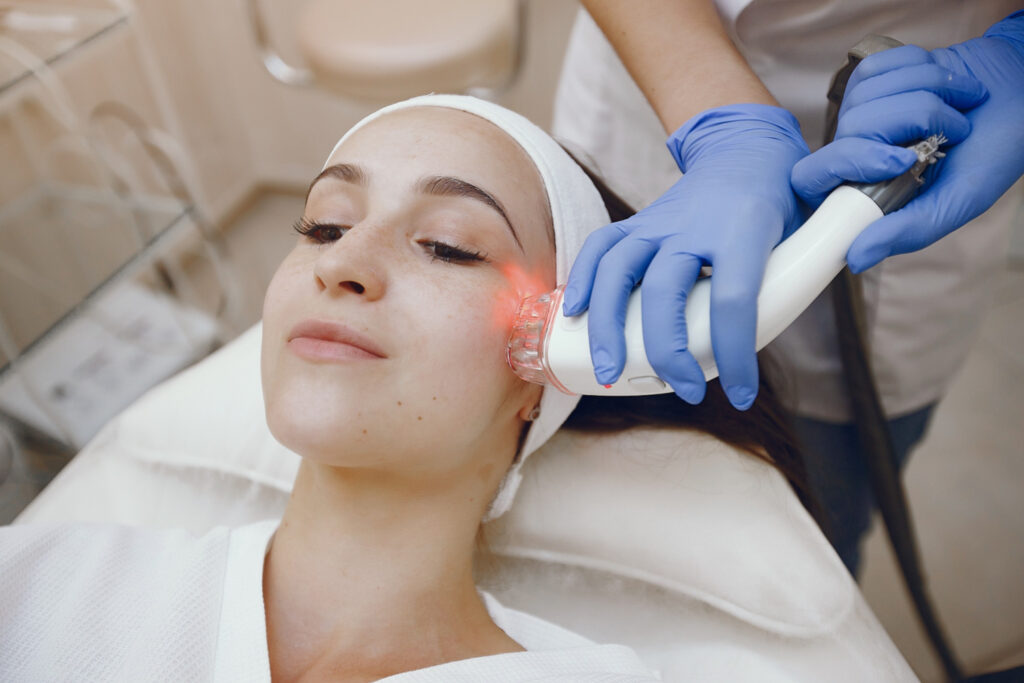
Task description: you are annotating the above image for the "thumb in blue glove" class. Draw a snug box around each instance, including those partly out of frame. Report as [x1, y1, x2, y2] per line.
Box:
[562, 104, 808, 409]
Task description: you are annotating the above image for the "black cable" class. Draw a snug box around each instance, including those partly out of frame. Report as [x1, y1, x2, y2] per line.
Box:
[824, 44, 964, 682]
[830, 272, 963, 681]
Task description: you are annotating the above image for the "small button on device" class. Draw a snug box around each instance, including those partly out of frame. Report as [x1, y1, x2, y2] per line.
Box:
[627, 375, 666, 389]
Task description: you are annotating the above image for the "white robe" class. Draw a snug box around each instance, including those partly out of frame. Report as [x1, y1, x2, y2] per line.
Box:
[0, 520, 661, 682]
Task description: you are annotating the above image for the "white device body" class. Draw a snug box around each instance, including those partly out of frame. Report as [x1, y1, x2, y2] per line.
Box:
[543, 185, 884, 396]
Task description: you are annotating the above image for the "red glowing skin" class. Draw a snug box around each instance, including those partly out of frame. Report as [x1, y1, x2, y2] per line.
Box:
[492, 261, 551, 338]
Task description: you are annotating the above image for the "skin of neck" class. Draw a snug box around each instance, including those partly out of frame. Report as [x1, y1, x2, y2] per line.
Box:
[263, 428, 525, 680]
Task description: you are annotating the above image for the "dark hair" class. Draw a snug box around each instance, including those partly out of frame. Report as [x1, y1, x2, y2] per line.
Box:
[561, 155, 825, 532]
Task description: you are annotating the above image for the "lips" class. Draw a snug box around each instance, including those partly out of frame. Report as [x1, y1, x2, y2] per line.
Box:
[287, 319, 388, 360]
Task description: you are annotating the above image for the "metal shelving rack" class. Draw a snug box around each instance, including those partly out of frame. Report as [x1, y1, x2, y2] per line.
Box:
[0, 3, 235, 477]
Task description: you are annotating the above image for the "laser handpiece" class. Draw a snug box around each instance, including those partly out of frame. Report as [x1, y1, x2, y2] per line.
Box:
[507, 135, 946, 396]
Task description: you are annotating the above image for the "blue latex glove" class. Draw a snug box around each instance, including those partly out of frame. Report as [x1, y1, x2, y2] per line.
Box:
[792, 11, 1024, 273]
[562, 104, 808, 409]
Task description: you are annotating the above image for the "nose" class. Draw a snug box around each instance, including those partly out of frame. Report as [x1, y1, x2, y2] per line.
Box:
[312, 225, 387, 300]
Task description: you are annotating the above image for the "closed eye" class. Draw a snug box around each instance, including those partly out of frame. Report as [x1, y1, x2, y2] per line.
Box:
[294, 217, 488, 264]
[420, 240, 488, 264]
[294, 217, 346, 244]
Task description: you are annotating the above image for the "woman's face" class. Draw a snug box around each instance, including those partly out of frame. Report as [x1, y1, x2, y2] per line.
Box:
[261, 107, 554, 480]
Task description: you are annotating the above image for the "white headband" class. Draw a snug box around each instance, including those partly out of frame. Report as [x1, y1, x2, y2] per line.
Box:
[325, 94, 610, 520]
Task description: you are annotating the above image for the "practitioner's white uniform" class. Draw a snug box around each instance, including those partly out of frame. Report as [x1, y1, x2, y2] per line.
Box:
[553, 0, 1022, 421]
[0, 521, 660, 682]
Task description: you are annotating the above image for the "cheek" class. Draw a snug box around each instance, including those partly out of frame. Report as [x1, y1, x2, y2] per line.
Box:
[410, 275, 523, 399]
[260, 252, 309, 400]
[262, 250, 305, 323]
[428, 261, 553, 396]
[490, 262, 553, 339]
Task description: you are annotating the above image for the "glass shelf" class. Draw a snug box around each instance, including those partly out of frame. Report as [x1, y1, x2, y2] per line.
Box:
[0, 2, 128, 96]
[0, 183, 192, 377]
[0, 1, 223, 466]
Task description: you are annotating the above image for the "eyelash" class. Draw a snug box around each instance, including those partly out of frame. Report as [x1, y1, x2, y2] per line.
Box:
[293, 218, 344, 243]
[292, 217, 489, 264]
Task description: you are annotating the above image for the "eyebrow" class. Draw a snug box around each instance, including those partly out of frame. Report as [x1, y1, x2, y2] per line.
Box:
[307, 163, 367, 198]
[416, 175, 523, 252]
[308, 163, 524, 252]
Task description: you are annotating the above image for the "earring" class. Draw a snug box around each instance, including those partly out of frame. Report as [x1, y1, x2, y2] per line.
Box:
[526, 405, 541, 422]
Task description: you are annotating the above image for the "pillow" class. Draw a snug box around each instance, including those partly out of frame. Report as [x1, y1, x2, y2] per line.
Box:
[20, 324, 852, 637]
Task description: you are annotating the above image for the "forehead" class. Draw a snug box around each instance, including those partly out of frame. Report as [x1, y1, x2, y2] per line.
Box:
[330, 108, 548, 214]
[319, 106, 554, 271]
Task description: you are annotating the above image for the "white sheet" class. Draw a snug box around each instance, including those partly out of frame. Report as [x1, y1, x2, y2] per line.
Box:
[14, 325, 919, 681]
[0, 520, 661, 682]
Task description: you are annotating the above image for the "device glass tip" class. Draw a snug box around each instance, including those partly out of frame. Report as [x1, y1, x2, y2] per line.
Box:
[506, 286, 563, 386]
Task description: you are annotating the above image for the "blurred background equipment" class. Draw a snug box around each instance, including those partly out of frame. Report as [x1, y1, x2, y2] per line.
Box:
[247, 0, 527, 100]
[0, 0, 236, 505]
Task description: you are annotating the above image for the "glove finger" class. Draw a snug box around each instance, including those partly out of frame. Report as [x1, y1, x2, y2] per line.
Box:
[841, 62, 988, 113]
[639, 247, 706, 403]
[846, 174, 976, 272]
[837, 91, 972, 145]
[708, 245, 771, 410]
[791, 138, 918, 206]
[562, 221, 629, 315]
[844, 45, 934, 96]
[587, 237, 660, 384]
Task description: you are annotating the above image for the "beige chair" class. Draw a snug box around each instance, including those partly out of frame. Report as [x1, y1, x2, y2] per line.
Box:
[246, 0, 526, 100]
[17, 325, 918, 681]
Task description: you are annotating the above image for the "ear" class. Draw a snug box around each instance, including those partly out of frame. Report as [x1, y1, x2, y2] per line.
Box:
[516, 383, 544, 421]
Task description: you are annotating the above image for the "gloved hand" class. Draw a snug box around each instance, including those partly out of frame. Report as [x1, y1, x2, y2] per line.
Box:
[562, 104, 808, 409]
[792, 11, 1024, 273]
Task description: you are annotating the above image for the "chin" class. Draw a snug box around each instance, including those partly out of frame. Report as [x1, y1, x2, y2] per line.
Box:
[266, 393, 414, 469]
[265, 390, 346, 455]
[266, 412, 361, 465]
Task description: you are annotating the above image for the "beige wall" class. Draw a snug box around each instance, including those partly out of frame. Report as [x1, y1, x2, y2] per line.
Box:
[131, 0, 580, 217]
[0, 0, 580, 359]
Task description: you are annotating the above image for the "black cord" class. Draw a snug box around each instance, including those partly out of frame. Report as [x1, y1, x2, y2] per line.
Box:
[825, 47, 964, 682]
